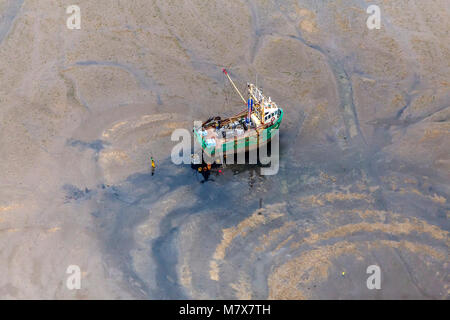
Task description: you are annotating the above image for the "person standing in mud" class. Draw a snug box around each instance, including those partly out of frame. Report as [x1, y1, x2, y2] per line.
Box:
[151, 156, 156, 176]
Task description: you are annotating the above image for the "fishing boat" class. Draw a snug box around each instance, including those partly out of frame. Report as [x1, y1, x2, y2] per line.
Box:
[193, 69, 283, 158]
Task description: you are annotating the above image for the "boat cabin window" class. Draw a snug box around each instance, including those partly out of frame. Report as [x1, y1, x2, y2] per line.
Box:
[264, 110, 279, 122]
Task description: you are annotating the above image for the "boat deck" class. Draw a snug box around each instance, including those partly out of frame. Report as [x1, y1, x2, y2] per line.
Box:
[203, 124, 261, 147]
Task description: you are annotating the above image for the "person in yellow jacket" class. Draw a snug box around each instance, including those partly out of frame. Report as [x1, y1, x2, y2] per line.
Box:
[151, 156, 156, 176]
[151, 157, 156, 168]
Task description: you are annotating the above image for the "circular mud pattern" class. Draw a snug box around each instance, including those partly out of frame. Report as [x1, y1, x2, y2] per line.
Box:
[0, 0, 448, 298]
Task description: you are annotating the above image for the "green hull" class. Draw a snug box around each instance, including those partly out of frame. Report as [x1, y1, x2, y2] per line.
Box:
[194, 108, 283, 156]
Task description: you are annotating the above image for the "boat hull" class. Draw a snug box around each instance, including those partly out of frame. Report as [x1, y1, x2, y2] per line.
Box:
[194, 108, 283, 157]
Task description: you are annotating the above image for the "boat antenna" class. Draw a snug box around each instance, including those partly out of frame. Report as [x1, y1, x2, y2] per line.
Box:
[222, 68, 246, 104]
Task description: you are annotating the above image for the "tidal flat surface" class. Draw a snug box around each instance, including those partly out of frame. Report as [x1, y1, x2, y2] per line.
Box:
[0, 0, 448, 299]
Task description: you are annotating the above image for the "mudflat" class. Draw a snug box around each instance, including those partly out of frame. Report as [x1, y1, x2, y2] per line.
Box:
[0, 0, 448, 299]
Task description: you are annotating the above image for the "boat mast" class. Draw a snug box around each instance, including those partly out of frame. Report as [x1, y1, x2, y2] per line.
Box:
[248, 83, 265, 125]
[223, 69, 246, 104]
